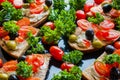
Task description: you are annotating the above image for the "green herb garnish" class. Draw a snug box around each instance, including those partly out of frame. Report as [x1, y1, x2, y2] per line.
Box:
[103, 54, 120, 64]
[27, 32, 44, 54]
[62, 50, 83, 64]
[16, 61, 33, 78]
[88, 13, 104, 24]
[3, 21, 19, 34]
[52, 66, 82, 80]
[115, 17, 120, 30]
[112, 0, 120, 10]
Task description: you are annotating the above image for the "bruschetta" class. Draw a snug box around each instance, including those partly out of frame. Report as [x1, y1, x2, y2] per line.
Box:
[0, 54, 51, 80]
[82, 49, 120, 80]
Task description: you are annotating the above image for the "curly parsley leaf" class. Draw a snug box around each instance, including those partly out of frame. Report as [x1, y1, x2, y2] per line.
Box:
[52, 66, 82, 80]
[115, 17, 120, 30]
[16, 61, 33, 78]
[0, 1, 23, 22]
[112, 0, 120, 10]
[62, 50, 83, 64]
[27, 32, 45, 54]
[103, 54, 120, 64]
[3, 21, 20, 34]
[87, 13, 104, 24]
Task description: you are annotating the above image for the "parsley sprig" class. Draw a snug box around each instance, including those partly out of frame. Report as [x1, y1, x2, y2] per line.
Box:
[62, 50, 83, 64]
[52, 66, 82, 80]
[87, 13, 104, 24]
[27, 32, 44, 54]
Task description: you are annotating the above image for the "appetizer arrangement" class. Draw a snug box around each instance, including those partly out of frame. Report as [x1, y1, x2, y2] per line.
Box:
[0, 0, 120, 80]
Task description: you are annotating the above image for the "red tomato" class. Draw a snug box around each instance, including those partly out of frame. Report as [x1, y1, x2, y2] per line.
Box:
[0, 27, 8, 38]
[91, 23, 99, 32]
[44, 22, 55, 30]
[76, 10, 86, 20]
[96, 30, 109, 40]
[90, 6, 103, 16]
[30, 3, 44, 14]
[49, 46, 64, 61]
[0, 0, 5, 4]
[17, 17, 30, 27]
[114, 41, 120, 49]
[104, 30, 119, 41]
[36, 0, 45, 5]
[110, 9, 120, 18]
[100, 77, 107, 80]
[2, 60, 18, 72]
[113, 49, 120, 56]
[60, 62, 74, 72]
[8, 0, 14, 3]
[83, 39, 91, 48]
[13, 0, 23, 9]
[94, 0, 104, 4]
[94, 61, 110, 77]
[15, 36, 24, 43]
[0, 59, 3, 68]
[77, 19, 92, 31]
[26, 54, 44, 72]
[26, 77, 40, 80]
[106, 62, 119, 71]
[84, 2, 94, 13]
[100, 20, 115, 30]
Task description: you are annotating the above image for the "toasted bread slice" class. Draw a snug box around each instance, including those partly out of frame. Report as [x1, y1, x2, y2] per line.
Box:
[0, 54, 51, 80]
[31, 10, 50, 27]
[82, 52, 107, 80]
[68, 27, 120, 53]
[0, 29, 39, 58]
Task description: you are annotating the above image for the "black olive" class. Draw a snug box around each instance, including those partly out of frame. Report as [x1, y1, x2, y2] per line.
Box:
[110, 67, 120, 80]
[17, 55, 26, 62]
[85, 29, 94, 41]
[102, 4, 112, 13]
[45, 0, 52, 7]
[105, 45, 115, 54]
[23, 0, 27, 3]
[8, 74, 19, 80]
[8, 32, 19, 40]
[0, 21, 3, 26]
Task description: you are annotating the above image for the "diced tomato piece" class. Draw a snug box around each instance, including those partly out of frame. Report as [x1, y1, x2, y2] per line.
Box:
[17, 17, 30, 27]
[13, 0, 23, 9]
[83, 39, 91, 48]
[84, 2, 94, 13]
[2, 60, 18, 72]
[110, 9, 120, 18]
[35, 0, 45, 5]
[4, 36, 10, 40]
[94, 0, 104, 4]
[91, 23, 99, 32]
[8, 0, 14, 3]
[114, 41, 120, 49]
[100, 20, 115, 30]
[26, 77, 40, 80]
[30, 3, 44, 14]
[0, 0, 5, 4]
[0, 27, 8, 38]
[15, 36, 24, 43]
[26, 54, 44, 72]
[113, 49, 120, 56]
[0, 59, 3, 68]
[100, 77, 107, 80]
[94, 61, 110, 77]
[77, 19, 92, 31]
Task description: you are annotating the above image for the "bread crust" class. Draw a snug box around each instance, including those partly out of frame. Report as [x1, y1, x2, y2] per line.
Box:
[0, 54, 51, 80]
[68, 27, 120, 53]
[82, 52, 107, 80]
[0, 28, 40, 58]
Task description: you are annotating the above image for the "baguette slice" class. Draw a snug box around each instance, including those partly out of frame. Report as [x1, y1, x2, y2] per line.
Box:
[82, 52, 107, 80]
[31, 10, 50, 27]
[68, 27, 120, 53]
[0, 54, 51, 80]
[0, 28, 39, 58]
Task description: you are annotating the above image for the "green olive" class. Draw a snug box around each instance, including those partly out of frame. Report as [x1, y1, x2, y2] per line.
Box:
[69, 34, 77, 42]
[0, 73, 9, 80]
[92, 40, 104, 48]
[6, 40, 17, 50]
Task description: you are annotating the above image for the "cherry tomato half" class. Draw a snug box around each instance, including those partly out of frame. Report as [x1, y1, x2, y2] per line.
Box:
[114, 41, 120, 49]
[94, 61, 110, 77]
[100, 20, 115, 30]
[44, 22, 55, 30]
[49, 46, 64, 61]
[77, 19, 92, 31]
[13, 0, 23, 9]
[60, 62, 74, 72]
[76, 10, 86, 20]
[84, 2, 94, 13]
